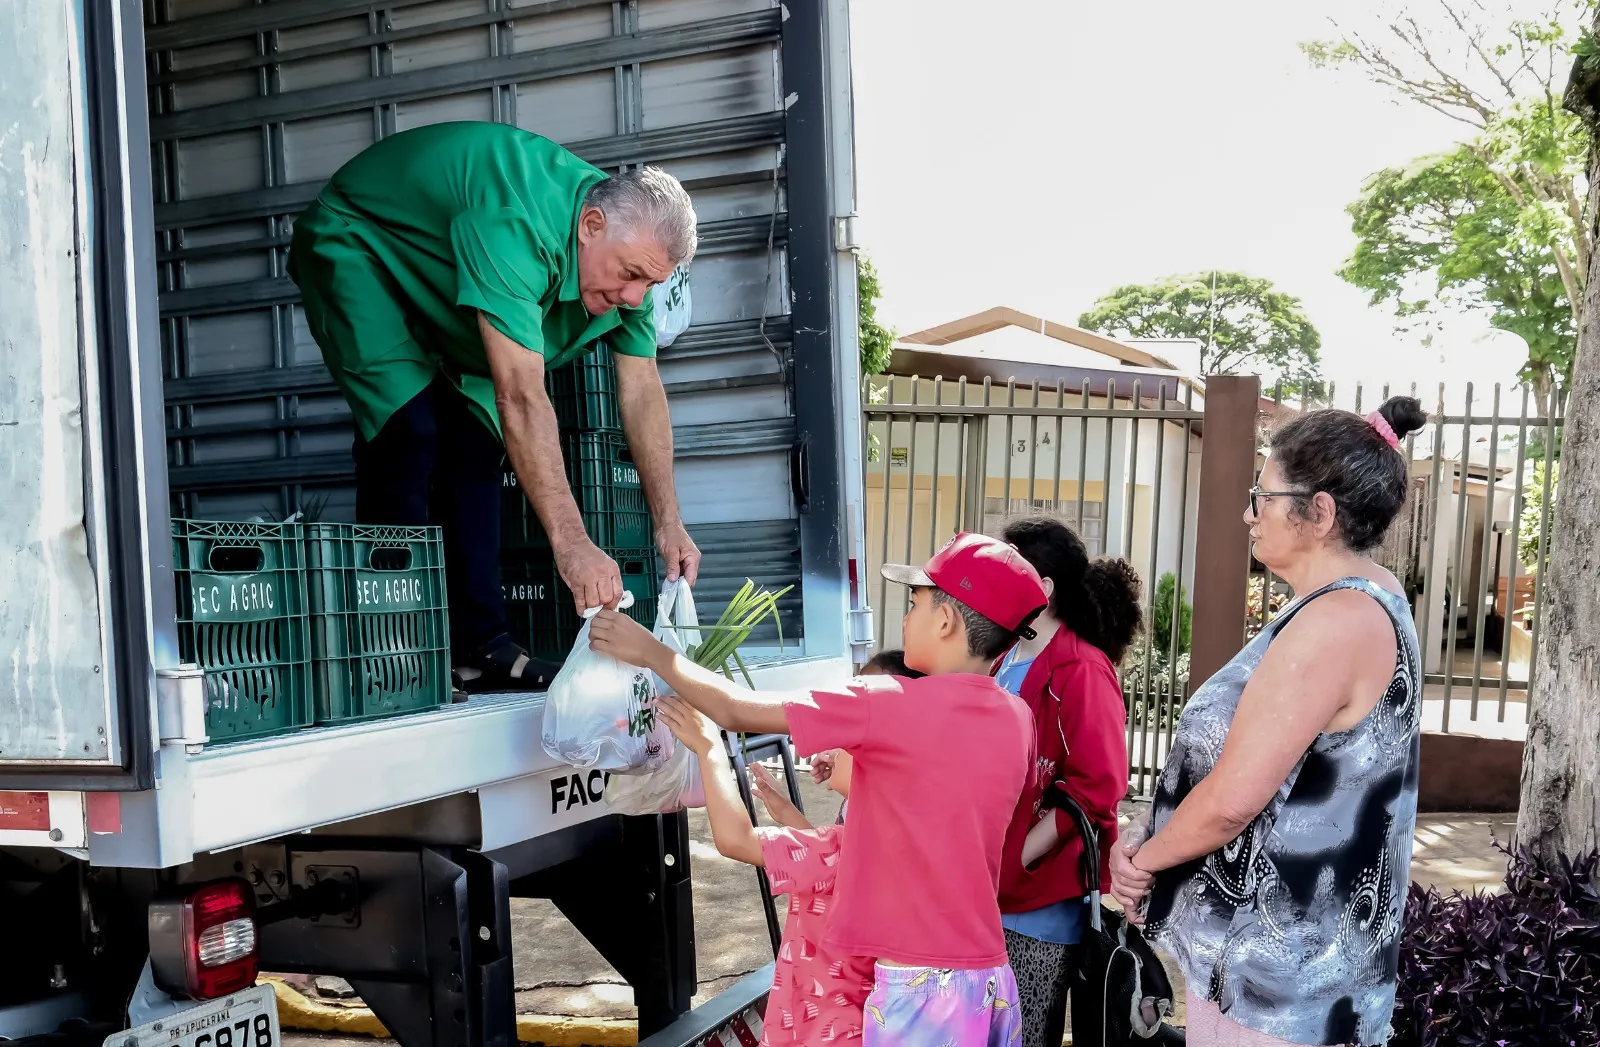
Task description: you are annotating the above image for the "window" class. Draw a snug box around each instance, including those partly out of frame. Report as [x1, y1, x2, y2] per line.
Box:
[983, 498, 1104, 555]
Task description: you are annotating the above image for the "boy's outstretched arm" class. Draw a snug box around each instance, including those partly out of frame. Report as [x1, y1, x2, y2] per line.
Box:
[655, 696, 762, 866]
[588, 610, 794, 734]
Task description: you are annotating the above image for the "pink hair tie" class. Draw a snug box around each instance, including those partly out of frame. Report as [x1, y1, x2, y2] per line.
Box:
[1367, 411, 1400, 449]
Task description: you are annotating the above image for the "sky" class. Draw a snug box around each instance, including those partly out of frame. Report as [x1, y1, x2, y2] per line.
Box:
[845, 0, 1550, 397]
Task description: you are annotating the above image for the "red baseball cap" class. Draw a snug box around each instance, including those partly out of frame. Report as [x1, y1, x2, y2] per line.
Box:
[881, 532, 1049, 637]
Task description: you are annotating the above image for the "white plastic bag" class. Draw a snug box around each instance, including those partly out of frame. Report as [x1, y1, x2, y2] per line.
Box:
[540, 591, 673, 774]
[605, 579, 708, 814]
[651, 577, 699, 688]
[605, 741, 706, 815]
[652, 264, 692, 348]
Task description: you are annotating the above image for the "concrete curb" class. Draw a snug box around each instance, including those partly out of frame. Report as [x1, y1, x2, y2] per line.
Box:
[264, 978, 639, 1046]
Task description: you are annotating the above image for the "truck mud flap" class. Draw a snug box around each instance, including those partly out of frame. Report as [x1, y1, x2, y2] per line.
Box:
[635, 965, 771, 1047]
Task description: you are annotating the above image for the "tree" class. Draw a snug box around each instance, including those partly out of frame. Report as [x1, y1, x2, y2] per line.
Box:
[1516, 10, 1600, 863]
[1304, 2, 1592, 391]
[1339, 102, 1584, 391]
[1077, 272, 1324, 383]
[858, 253, 895, 376]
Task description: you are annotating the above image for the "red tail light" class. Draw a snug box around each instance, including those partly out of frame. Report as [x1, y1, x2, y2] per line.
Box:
[149, 879, 259, 999]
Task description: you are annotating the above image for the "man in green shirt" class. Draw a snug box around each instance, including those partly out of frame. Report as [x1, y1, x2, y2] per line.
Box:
[289, 122, 700, 691]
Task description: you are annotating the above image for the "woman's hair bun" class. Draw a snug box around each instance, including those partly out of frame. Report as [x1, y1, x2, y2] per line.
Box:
[1377, 395, 1428, 440]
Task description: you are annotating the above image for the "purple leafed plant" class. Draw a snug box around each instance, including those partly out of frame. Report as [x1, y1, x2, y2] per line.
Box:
[1391, 844, 1600, 1047]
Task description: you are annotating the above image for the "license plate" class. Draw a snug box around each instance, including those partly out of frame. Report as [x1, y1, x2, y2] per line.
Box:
[107, 984, 279, 1047]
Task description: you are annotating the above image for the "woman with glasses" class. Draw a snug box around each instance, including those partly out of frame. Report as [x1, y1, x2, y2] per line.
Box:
[1108, 396, 1429, 1047]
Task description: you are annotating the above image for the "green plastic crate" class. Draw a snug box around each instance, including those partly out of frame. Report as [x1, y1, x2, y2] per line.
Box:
[502, 430, 652, 551]
[172, 519, 314, 742]
[304, 523, 451, 725]
[502, 546, 659, 661]
[548, 340, 621, 432]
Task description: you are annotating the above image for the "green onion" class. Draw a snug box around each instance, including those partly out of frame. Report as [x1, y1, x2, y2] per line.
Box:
[675, 579, 793, 686]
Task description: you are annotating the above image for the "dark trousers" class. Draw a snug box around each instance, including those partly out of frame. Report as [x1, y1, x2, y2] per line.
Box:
[354, 379, 506, 659]
[1004, 927, 1077, 1047]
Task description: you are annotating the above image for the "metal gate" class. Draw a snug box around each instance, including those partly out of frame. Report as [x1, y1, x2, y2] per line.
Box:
[866, 373, 1567, 798]
[863, 373, 1204, 794]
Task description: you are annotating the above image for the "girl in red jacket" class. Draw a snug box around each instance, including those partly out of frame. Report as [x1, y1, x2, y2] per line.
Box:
[995, 517, 1143, 1047]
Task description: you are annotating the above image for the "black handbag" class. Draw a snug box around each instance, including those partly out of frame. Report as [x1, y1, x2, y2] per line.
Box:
[1042, 784, 1184, 1046]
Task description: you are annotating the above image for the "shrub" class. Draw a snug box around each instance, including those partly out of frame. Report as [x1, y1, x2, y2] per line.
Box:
[1518, 459, 1557, 574]
[1120, 639, 1189, 732]
[1151, 572, 1192, 655]
[1245, 574, 1289, 640]
[1391, 844, 1600, 1047]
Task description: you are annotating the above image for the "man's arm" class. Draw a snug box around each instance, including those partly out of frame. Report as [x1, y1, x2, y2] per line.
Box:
[587, 610, 793, 734]
[480, 313, 621, 612]
[614, 353, 700, 585]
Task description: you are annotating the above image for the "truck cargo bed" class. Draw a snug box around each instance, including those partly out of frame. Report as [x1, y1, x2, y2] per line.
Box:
[85, 654, 849, 868]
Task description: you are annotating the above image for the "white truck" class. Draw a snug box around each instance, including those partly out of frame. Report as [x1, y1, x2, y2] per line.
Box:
[0, 1, 869, 1045]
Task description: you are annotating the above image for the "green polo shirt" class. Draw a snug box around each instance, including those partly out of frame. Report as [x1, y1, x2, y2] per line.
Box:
[288, 121, 655, 441]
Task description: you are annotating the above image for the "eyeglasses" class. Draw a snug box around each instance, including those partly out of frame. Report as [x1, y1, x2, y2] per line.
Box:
[1248, 486, 1308, 518]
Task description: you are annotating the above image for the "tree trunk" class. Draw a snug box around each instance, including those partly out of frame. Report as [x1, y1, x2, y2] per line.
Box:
[1527, 362, 1553, 410]
[1516, 41, 1600, 861]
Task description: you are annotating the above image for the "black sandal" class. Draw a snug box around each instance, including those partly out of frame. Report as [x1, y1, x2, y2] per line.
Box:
[453, 638, 563, 694]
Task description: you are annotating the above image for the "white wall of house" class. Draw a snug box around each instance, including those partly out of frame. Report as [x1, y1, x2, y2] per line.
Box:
[1415, 460, 1527, 677]
[1125, 417, 1202, 595]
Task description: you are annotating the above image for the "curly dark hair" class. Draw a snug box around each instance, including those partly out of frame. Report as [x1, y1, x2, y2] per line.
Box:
[1268, 395, 1429, 552]
[1001, 517, 1143, 663]
[862, 649, 925, 678]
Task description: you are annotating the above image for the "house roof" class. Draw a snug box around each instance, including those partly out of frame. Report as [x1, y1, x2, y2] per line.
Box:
[888, 344, 1193, 406]
[886, 306, 1285, 418]
[899, 306, 1178, 371]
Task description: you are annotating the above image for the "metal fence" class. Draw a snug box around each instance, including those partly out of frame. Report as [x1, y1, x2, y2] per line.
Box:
[864, 373, 1566, 798]
[862, 373, 1203, 794]
[1253, 381, 1566, 745]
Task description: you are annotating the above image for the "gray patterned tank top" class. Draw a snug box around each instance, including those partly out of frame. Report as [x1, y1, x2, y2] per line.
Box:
[1143, 577, 1421, 1047]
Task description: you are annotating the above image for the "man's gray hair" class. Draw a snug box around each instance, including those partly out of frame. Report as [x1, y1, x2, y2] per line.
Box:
[583, 166, 698, 265]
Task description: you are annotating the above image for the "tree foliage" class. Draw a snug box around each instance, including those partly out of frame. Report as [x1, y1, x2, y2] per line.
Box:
[1341, 122, 1581, 385]
[1078, 272, 1323, 382]
[858, 253, 895, 377]
[1304, 1, 1593, 390]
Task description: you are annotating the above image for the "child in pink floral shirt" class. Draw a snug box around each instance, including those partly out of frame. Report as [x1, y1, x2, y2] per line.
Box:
[656, 695, 871, 1046]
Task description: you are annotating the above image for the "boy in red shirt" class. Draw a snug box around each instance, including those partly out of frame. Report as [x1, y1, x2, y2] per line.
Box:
[591, 532, 1046, 1045]
[653, 695, 871, 1045]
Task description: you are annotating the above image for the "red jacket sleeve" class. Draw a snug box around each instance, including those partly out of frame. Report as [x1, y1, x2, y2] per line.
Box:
[1047, 657, 1128, 878]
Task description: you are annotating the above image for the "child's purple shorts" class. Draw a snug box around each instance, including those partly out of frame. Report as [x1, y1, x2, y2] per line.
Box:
[862, 962, 1023, 1046]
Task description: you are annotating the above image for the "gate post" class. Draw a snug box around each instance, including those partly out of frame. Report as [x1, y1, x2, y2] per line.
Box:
[960, 415, 989, 533]
[1189, 376, 1262, 688]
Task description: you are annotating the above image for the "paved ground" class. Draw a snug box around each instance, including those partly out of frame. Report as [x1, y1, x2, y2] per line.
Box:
[279, 782, 1519, 1046]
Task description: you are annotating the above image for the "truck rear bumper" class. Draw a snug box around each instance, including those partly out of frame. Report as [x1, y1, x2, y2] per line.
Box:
[637, 966, 771, 1047]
